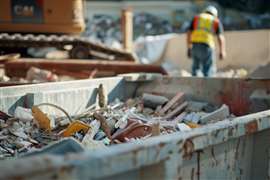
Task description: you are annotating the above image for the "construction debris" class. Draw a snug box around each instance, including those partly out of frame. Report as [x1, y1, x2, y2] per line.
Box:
[26, 67, 58, 83]
[248, 62, 270, 79]
[0, 84, 234, 160]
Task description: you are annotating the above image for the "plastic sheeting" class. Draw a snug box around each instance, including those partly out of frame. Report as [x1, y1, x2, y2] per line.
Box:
[135, 34, 177, 64]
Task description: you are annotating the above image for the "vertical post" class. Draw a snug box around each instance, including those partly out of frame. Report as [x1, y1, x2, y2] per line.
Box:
[122, 8, 133, 53]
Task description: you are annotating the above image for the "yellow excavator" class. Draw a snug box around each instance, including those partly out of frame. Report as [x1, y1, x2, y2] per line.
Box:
[0, 0, 134, 60]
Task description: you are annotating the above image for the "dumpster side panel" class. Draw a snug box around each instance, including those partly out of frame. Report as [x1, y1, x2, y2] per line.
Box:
[0, 77, 137, 115]
[251, 129, 270, 180]
[0, 77, 270, 179]
[180, 135, 253, 180]
[136, 77, 270, 115]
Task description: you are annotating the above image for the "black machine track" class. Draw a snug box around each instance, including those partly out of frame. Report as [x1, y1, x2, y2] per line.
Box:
[0, 33, 136, 61]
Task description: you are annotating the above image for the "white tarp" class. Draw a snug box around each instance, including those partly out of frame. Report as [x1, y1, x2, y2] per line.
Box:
[134, 34, 177, 64]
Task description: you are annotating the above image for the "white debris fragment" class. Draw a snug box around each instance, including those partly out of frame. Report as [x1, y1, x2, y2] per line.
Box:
[177, 123, 192, 132]
[184, 112, 207, 124]
[115, 107, 136, 129]
[14, 107, 33, 122]
[200, 104, 230, 124]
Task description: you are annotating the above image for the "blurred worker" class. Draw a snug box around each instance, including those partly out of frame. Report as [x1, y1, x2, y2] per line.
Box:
[186, 5, 226, 77]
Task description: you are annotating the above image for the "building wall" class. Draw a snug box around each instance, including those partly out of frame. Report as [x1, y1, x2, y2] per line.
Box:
[161, 30, 270, 71]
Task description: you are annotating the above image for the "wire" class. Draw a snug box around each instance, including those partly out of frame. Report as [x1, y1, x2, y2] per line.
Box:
[36, 103, 73, 123]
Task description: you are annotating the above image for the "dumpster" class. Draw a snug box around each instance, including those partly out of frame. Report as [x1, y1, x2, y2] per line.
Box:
[0, 75, 270, 180]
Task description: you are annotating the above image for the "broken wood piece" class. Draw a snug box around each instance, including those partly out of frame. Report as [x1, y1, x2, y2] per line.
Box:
[60, 120, 90, 137]
[172, 112, 187, 123]
[0, 53, 20, 63]
[149, 122, 160, 136]
[159, 92, 184, 115]
[98, 84, 107, 108]
[93, 112, 112, 140]
[32, 106, 51, 132]
[164, 101, 188, 120]
[143, 93, 169, 109]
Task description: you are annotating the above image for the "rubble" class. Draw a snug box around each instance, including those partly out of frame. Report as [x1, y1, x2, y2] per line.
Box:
[84, 13, 174, 46]
[248, 62, 270, 79]
[0, 84, 234, 160]
[26, 67, 58, 83]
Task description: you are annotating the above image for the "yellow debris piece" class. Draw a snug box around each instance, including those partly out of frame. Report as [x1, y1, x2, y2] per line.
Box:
[185, 122, 200, 129]
[32, 106, 51, 131]
[61, 120, 90, 137]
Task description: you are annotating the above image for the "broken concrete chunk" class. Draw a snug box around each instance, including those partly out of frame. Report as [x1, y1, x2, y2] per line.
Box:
[200, 104, 230, 124]
[164, 101, 188, 120]
[143, 107, 154, 115]
[183, 112, 207, 124]
[9, 125, 28, 139]
[143, 93, 169, 109]
[186, 101, 208, 112]
[115, 107, 136, 129]
[14, 107, 33, 122]
[14, 139, 32, 149]
[89, 120, 101, 139]
[82, 129, 106, 150]
[59, 119, 70, 126]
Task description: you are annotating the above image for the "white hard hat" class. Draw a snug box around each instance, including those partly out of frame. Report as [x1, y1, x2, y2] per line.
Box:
[204, 5, 218, 17]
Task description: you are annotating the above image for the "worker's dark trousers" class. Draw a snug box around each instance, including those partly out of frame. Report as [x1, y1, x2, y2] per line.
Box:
[191, 43, 216, 77]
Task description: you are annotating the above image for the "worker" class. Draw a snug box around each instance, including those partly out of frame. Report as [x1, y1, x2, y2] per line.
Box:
[187, 5, 226, 77]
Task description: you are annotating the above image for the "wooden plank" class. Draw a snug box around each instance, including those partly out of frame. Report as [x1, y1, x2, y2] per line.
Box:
[159, 92, 184, 115]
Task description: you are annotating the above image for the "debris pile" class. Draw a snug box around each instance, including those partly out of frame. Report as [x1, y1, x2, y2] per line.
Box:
[1, 67, 61, 84]
[84, 13, 174, 45]
[0, 85, 232, 159]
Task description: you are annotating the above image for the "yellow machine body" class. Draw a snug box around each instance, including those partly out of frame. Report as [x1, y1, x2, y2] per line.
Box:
[0, 0, 85, 34]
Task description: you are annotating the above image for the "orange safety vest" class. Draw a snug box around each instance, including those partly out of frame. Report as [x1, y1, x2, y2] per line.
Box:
[191, 13, 219, 48]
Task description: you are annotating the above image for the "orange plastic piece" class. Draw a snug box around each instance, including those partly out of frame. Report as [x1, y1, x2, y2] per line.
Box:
[61, 120, 90, 137]
[32, 106, 51, 132]
[185, 122, 201, 129]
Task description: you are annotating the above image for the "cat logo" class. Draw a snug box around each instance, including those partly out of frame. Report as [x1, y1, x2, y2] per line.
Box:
[14, 5, 34, 17]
